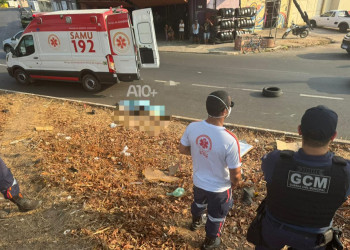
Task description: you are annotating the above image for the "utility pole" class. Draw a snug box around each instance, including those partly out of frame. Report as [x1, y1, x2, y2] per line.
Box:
[292, 0, 311, 27]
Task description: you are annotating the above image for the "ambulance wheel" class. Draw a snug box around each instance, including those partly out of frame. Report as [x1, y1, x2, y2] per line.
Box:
[82, 74, 101, 92]
[14, 69, 30, 85]
[339, 23, 349, 33]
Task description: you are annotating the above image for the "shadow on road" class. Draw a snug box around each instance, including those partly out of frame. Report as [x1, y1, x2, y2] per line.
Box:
[337, 65, 350, 69]
[249, 92, 266, 98]
[0, 52, 6, 60]
[311, 27, 342, 34]
[0, 72, 117, 99]
[307, 77, 350, 95]
[297, 52, 350, 61]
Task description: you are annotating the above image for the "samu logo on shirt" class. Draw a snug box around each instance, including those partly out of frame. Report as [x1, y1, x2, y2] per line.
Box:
[287, 170, 331, 193]
[196, 135, 212, 158]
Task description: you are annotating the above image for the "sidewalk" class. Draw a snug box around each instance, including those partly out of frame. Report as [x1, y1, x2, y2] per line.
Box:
[158, 28, 345, 55]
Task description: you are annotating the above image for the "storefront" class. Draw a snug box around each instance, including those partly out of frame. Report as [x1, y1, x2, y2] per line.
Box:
[77, 0, 189, 39]
[51, 0, 78, 10]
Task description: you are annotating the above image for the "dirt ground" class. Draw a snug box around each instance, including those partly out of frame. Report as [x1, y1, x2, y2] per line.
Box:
[256, 29, 333, 50]
[0, 92, 349, 250]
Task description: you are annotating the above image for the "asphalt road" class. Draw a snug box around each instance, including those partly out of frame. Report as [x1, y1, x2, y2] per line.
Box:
[1, 9, 350, 139]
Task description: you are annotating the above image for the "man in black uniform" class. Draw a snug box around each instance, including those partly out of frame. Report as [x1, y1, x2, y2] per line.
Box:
[252, 105, 350, 249]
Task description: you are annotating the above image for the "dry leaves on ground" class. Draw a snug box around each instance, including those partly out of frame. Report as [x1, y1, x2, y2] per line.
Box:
[0, 92, 349, 249]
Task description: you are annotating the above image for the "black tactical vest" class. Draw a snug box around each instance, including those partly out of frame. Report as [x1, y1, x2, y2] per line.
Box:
[267, 150, 348, 228]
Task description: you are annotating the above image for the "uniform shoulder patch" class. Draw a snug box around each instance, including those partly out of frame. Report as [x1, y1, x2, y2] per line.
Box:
[332, 156, 347, 166]
[280, 150, 294, 159]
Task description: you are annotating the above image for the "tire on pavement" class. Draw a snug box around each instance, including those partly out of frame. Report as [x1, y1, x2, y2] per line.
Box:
[346, 49, 350, 55]
[310, 20, 317, 28]
[14, 68, 31, 85]
[81, 74, 101, 92]
[262, 87, 283, 97]
[339, 23, 349, 33]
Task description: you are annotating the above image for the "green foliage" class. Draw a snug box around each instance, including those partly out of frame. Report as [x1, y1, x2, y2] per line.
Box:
[0, 0, 8, 6]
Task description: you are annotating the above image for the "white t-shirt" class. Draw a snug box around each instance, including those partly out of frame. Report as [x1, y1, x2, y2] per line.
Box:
[180, 120, 241, 192]
[179, 23, 184, 32]
[192, 23, 199, 34]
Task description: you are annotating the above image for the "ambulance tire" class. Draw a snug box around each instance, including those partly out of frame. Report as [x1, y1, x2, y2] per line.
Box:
[82, 74, 101, 92]
[14, 68, 30, 85]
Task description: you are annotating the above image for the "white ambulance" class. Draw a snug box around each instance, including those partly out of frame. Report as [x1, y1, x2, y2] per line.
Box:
[6, 7, 159, 92]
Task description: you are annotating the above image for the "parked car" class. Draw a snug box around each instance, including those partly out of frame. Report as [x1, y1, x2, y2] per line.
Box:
[19, 7, 33, 28]
[21, 16, 33, 28]
[341, 32, 350, 54]
[19, 7, 33, 18]
[2, 30, 23, 54]
[310, 10, 350, 33]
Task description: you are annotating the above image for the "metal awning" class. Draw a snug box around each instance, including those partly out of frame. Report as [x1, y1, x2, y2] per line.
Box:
[131, 0, 188, 7]
[78, 0, 188, 8]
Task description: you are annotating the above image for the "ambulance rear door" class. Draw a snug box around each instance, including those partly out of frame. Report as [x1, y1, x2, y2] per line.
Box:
[106, 12, 138, 75]
[132, 8, 159, 68]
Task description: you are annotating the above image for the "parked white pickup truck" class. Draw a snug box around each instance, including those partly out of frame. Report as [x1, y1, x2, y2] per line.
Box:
[310, 10, 350, 33]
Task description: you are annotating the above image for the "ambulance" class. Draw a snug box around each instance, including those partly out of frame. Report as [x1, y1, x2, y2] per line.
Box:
[6, 7, 159, 92]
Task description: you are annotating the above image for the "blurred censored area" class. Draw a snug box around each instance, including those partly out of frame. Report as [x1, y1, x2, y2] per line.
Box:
[112, 100, 171, 136]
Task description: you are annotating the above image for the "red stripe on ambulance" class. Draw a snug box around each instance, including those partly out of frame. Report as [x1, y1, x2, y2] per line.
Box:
[30, 75, 79, 81]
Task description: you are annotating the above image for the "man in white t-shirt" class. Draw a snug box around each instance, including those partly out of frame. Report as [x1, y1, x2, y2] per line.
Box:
[179, 90, 242, 249]
[179, 19, 185, 41]
[192, 20, 200, 44]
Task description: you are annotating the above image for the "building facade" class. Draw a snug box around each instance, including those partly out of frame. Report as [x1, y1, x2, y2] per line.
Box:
[238, 0, 350, 28]
[75, 0, 350, 37]
[196, 0, 350, 29]
[51, 0, 77, 10]
[7, 0, 29, 8]
[77, 0, 189, 39]
[27, 0, 77, 11]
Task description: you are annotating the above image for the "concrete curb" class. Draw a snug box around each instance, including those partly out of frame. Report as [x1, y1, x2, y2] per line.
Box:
[172, 115, 350, 145]
[1, 89, 349, 145]
[159, 49, 239, 55]
[209, 51, 240, 55]
[0, 88, 116, 109]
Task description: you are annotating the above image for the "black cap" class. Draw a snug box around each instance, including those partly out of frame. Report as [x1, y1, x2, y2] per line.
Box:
[301, 105, 338, 141]
[206, 90, 231, 116]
